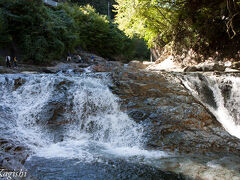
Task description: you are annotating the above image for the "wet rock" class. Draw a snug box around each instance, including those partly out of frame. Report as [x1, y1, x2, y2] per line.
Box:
[38, 67, 55, 73]
[92, 64, 108, 72]
[184, 62, 226, 72]
[199, 81, 217, 109]
[14, 78, 25, 89]
[232, 61, 240, 69]
[34, 79, 75, 127]
[112, 67, 240, 154]
[225, 68, 240, 72]
[0, 138, 29, 170]
[37, 100, 71, 126]
[128, 61, 146, 69]
[219, 79, 232, 102]
[0, 61, 92, 74]
[212, 63, 226, 71]
[78, 63, 90, 68]
[0, 66, 18, 74]
[127, 109, 148, 122]
[143, 61, 154, 67]
[78, 52, 107, 64]
[184, 66, 199, 72]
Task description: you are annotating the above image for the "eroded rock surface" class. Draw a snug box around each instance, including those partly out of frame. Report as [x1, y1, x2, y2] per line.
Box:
[0, 138, 29, 170]
[111, 66, 240, 153]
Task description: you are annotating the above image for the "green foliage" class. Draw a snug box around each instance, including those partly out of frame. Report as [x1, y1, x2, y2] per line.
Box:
[115, 0, 240, 56]
[0, 56, 5, 66]
[60, 3, 136, 59]
[114, 0, 179, 47]
[0, 8, 12, 47]
[0, 0, 147, 63]
[131, 38, 149, 60]
[69, 0, 116, 18]
[0, 0, 77, 63]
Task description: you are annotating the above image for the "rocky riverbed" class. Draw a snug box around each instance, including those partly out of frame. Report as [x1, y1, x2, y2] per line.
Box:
[0, 57, 240, 179]
[111, 64, 240, 153]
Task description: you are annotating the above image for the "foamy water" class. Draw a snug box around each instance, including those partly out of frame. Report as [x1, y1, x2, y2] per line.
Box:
[1, 72, 240, 179]
[181, 73, 240, 139]
[0, 73, 167, 162]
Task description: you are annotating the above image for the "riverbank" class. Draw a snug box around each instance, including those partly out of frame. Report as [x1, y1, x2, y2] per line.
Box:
[0, 52, 118, 74]
[0, 56, 240, 179]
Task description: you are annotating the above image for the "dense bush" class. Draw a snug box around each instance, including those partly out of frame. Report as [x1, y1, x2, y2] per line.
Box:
[60, 4, 135, 58]
[0, 0, 77, 63]
[0, 8, 12, 47]
[0, 56, 5, 66]
[69, 0, 116, 17]
[115, 0, 240, 58]
[0, 0, 148, 64]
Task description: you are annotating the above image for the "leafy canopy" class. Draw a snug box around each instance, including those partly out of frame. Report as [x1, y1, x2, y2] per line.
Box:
[115, 0, 240, 55]
[0, 0, 146, 63]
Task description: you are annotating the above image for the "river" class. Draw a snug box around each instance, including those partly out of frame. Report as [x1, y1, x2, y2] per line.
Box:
[0, 70, 240, 179]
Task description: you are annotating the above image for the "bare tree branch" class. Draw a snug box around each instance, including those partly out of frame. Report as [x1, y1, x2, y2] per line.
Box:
[226, 0, 239, 39]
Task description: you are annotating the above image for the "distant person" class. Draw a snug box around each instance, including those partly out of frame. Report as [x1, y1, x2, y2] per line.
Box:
[67, 52, 71, 62]
[77, 55, 82, 63]
[91, 56, 94, 63]
[5, 56, 11, 68]
[13, 57, 18, 67]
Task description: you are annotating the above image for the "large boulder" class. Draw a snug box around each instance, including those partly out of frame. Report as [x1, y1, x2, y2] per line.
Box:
[128, 60, 147, 69]
[112, 67, 240, 153]
[184, 62, 226, 72]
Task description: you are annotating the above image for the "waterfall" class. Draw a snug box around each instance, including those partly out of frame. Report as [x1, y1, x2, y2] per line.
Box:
[0, 73, 160, 160]
[181, 73, 240, 139]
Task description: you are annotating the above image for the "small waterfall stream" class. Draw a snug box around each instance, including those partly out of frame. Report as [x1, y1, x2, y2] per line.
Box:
[0, 73, 147, 153]
[1, 71, 240, 179]
[181, 73, 240, 139]
[0, 72, 171, 179]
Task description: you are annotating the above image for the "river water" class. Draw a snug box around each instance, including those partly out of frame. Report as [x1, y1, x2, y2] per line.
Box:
[0, 71, 240, 179]
[0, 72, 182, 179]
[181, 72, 240, 139]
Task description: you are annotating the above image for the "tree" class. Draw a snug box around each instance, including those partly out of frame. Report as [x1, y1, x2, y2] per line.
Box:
[69, 0, 116, 18]
[114, 0, 240, 58]
[0, 0, 77, 63]
[60, 4, 134, 58]
[0, 0, 138, 63]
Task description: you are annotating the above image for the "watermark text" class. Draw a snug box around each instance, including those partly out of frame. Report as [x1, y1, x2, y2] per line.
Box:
[0, 169, 27, 180]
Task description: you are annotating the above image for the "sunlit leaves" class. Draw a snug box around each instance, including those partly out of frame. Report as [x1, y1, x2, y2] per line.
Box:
[114, 0, 179, 47]
[115, 0, 240, 56]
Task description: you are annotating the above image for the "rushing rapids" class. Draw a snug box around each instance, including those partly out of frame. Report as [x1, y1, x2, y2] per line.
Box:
[1, 69, 240, 179]
[0, 73, 148, 154]
[0, 72, 175, 179]
[181, 73, 240, 139]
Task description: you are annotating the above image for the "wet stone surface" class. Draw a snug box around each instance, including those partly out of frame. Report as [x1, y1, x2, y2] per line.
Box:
[111, 67, 240, 154]
[25, 156, 185, 180]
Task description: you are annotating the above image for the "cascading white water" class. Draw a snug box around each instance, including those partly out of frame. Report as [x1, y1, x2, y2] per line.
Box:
[181, 73, 240, 139]
[0, 74, 62, 150]
[0, 73, 166, 160]
[3, 72, 240, 179]
[69, 77, 143, 146]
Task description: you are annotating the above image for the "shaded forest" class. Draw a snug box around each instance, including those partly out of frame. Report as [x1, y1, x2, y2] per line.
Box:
[0, 0, 149, 64]
[1, 0, 239, 64]
[69, 0, 116, 18]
